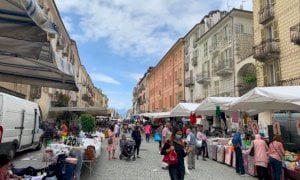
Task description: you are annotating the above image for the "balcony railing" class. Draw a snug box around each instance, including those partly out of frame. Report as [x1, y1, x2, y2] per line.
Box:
[209, 43, 219, 53]
[253, 39, 280, 62]
[290, 22, 300, 45]
[215, 58, 233, 76]
[192, 57, 198, 66]
[196, 72, 210, 84]
[185, 62, 189, 71]
[184, 77, 195, 87]
[259, 4, 274, 24]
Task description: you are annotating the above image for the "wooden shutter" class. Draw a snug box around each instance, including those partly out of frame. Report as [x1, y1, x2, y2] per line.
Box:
[275, 61, 280, 85]
[263, 65, 268, 86]
[273, 21, 279, 39]
[261, 28, 266, 41]
[271, 0, 276, 5]
[259, 0, 264, 11]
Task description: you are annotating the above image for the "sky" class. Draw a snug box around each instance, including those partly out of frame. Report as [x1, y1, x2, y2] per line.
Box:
[54, 0, 252, 117]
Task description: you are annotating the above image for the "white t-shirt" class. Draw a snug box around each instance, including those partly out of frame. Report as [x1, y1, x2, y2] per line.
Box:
[162, 127, 171, 140]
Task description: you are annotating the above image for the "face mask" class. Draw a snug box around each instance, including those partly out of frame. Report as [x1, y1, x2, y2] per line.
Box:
[175, 134, 182, 140]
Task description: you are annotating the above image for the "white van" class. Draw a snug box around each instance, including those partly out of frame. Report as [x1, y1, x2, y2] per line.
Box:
[0, 92, 43, 158]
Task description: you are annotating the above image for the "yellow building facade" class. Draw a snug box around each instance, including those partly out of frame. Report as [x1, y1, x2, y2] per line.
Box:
[253, 0, 300, 86]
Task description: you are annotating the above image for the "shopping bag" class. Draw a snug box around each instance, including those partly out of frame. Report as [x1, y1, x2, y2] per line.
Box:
[154, 133, 161, 142]
[162, 150, 178, 165]
[196, 140, 202, 148]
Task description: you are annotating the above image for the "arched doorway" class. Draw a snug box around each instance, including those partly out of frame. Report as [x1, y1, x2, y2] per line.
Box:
[237, 63, 257, 96]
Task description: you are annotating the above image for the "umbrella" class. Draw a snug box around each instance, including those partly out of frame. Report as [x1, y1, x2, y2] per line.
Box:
[195, 97, 239, 115]
[170, 103, 200, 117]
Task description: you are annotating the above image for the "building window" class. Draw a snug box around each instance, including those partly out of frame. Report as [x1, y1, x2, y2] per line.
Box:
[235, 23, 244, 34]
[262, 21, 279, 41]
[264, 61, 279, 86]
[203, 61, 209, 74]
[223, 24, 231, 42]
[190, 89, 194, 103]
[204, 41, 208, 57]
[214, 81, 220, 96]
[204, 85, 209, 98]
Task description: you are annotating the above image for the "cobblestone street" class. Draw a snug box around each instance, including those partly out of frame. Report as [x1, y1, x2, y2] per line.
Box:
[13, 135, 256, 180]
[83, 135, 256, 180]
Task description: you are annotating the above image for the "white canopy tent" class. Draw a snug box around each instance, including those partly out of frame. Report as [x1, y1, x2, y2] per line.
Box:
[140, 112, 171, 118]
[196, 97, 239, 115]
[229, 86, 300, 111]
[170, 103, 200, 117]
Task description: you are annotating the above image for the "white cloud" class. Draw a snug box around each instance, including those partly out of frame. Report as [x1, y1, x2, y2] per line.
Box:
[128, 73, 143, 81]
[90, 73, 121, 85]
[54, 0, 224, 58]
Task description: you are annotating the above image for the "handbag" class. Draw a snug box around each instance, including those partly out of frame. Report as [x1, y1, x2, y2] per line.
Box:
[154, 133, 161, 142]
[163, 150, 178, 165]
[196, 140, 202, 148]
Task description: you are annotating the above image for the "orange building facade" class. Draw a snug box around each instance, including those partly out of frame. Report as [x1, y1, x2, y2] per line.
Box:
[147, 39, 185, 112]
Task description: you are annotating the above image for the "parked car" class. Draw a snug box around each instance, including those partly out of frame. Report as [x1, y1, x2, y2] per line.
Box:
[0, 92, 43, 158]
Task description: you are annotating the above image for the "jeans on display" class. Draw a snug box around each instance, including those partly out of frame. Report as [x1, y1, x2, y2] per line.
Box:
[70, 148, 83, 180]
[269, 157, 282, 180]
[234, 147, 245, 175]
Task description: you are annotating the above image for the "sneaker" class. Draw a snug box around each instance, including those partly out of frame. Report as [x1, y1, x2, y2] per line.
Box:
[137, 156, 141, 158]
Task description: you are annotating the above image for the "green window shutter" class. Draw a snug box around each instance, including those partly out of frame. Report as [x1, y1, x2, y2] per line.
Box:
[273, 21, 279, 39]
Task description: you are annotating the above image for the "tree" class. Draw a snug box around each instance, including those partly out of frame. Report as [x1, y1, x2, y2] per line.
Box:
[80, 114, 96, 134]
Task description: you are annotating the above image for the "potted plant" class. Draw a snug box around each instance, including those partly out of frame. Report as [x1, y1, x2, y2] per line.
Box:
[80, 113, 96, 135]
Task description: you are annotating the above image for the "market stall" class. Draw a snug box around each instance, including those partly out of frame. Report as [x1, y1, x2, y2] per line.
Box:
[170, 103, 200, 117]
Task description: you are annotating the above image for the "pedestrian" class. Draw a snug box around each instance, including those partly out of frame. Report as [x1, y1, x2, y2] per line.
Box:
[196, 126, 207, 161]
[186, 128, 196, 169]
[268, 135, 285, 180]
[247, 134, 268, 180]
[232, 127, 246, 176]
[156, 123, 163, 152]
[161, 122, 172, 170]
[0, 154, 21, 180]
[131, 125, 142, 158]
[107, 125, 117, 160]
[114, 122, 120, 138]
[182, 124, 188, 137]
[144, 122, 152, 143]
[161, 128, 188, 180]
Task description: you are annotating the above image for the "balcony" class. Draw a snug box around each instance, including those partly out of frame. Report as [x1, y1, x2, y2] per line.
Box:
[192, 57, 198, 66]
[185, 62, 189, 71]
[253, 39, 280, 62]
[290, 22, 300, 45]
[196, 72, 210, 84]
[259, 4, 274, 24]
[176, 78, 182, 86]
[209, 43, 219, 54]
[215, 58, 233, 76]
[184, 77, 195, 87]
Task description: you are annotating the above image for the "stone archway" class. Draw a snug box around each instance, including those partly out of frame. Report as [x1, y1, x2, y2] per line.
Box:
[237, 63, 257, 96]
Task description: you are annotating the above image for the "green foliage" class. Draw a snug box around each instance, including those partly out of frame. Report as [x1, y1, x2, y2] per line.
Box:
[55, 92, 70, 107]
[241, 75, 257, 83]
[80, 113, 96, 133]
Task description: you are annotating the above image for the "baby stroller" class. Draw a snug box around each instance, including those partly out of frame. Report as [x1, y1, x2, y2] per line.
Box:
[119, 138, 136, 161]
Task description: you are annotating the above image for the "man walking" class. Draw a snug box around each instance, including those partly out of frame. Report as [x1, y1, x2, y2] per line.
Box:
[161, 122, 172, 170]
[232, 128, 246, 176]
[186, 128, 196, 170]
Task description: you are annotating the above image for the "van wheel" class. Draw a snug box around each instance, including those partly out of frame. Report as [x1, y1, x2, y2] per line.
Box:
[35, 141, 42, 150]
[9, 145, 16, 159]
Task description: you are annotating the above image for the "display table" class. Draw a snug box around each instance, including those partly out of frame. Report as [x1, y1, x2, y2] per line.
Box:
[212, 145, 218, 161]
[224, 145, 232, 166]
[283, 168, 300, 180]
[217, 145, 225, 163]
